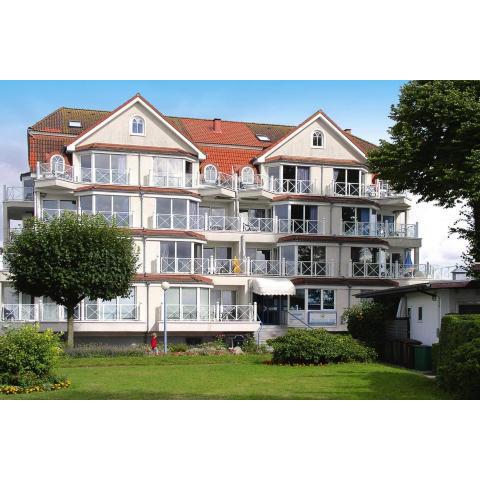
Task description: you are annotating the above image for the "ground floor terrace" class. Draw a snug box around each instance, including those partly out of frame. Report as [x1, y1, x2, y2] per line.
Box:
[0, 273, 403, 338]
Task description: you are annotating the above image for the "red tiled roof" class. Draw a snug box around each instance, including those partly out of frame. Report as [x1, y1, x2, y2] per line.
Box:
[129, 229, 206, 240]
[278, 235, 389, 246]
[135, 274, 213, 285]
[272, 195, 380, 207]
[28, 134, 73, 171]
[201, 146, 259, 174]
[76, 143, 197, 158]
[264, 155, 362, 166]
[26, 99, 377, 173]
[292, 278, 399, 287]
[74, 185, 201, 198]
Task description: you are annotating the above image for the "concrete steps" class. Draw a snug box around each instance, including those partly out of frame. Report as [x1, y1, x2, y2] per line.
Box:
[257, 325, 288, 344]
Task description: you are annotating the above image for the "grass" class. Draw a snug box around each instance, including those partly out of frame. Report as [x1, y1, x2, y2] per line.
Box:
[3, 355, 450, 400]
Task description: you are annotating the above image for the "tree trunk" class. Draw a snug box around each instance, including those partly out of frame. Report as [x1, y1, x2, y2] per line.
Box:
[470, 200, 480, 266]
[67, 306, 75, 348]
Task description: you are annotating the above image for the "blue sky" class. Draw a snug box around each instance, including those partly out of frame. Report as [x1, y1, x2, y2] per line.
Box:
[0, 80, 466, 264]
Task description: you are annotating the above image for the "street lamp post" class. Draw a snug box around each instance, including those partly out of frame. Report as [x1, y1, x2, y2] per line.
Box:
[161, 281, 170, 354]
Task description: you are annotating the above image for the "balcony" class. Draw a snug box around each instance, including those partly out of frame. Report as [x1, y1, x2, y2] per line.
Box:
[3, 186, 34, 202]
[1, 303, 140, 322]
[166, 304, 256, 322]
[342, 221, 419, 238]
[326, 180, 406, 198]
[156, 257, 335, 277]
[149, 172, 196, 188]
[154, 214, 324, 234]
[349, 262, 456, 280]
[37, 163, 130, 185]
[42, 209, 133, 227]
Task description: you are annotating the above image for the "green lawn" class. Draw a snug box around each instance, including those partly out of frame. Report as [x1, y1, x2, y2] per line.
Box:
[3, 355, 449, 400]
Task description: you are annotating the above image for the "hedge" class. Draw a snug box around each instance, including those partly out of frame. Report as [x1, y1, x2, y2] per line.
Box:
[435, 314, 480, 371]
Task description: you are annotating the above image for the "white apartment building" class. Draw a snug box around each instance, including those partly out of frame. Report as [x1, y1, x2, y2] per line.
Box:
[0, 93, 452, 344]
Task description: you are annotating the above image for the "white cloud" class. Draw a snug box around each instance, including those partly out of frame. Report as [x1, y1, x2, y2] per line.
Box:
[409, 197, 467, 266]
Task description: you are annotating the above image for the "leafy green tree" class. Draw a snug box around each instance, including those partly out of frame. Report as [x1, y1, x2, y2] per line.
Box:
[4, 213, 138, 347]
[367, 81, 480, 271]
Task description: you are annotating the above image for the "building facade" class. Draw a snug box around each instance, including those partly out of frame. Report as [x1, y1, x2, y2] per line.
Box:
[0, 93, 451, 344]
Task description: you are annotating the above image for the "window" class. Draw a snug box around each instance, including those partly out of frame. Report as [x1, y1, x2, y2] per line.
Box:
[289, 289, 305, 310]
[50, 155, 65, 174]
[153, 157, 188, 187]
[159, 241, 194, 272]
[241, 166, 255, 185]
[256, 134, 271, 142]
[130, 116, 145, 135]
[68, 120, 82, 128]
[155, 197, 198, 229]
[204, 164, 218, 183]
[165, 287, 211, 320]
[80, 195, 130, 226]
[308, 289, 335, 310]
[312, 130, 323, 147]
[418, 307, 423, 322]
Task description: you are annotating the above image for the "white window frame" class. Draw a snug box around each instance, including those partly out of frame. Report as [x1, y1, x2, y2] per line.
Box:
[312, 130, 324, 149]
[130, 115, 145, 136]
[204, 164, 218, 183]
[50, 154, 65, 173]
[241, 166, 255, 184]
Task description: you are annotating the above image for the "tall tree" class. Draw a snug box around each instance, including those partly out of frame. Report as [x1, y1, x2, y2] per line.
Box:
[368, 81, 480, 271]
[4, 213, 138, 347]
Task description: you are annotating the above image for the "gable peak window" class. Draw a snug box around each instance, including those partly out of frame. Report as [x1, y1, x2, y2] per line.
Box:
[130, 116, 145, 135]
[312, 130, 323, 148]
[50, 154, 65, 173]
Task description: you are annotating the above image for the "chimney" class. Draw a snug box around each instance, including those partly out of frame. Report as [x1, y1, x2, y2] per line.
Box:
[213, 118, 222, 133]
[344, 128, 352, 134]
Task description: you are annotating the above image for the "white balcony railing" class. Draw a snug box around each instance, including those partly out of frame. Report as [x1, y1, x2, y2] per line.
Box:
[342, 221, 418, 238]
[3, 186, 34, 201]
[38, 162, 76, 182]
[350, 262, 456, 279]
[166, 304, 256, 322]
[327, 181, 405, 198]
[42, 208, 76, 221]
[1, 304, 37, 322]
[200, 172, 236, 190]
[96, 211, 133, 227]
[149, 171, 196, 188]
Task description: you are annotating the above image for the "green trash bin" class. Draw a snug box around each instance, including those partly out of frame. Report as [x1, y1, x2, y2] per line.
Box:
[413, 345, 432, 371]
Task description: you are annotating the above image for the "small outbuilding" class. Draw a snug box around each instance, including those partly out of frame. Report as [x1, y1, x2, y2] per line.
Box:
[356, 280, 480, 346]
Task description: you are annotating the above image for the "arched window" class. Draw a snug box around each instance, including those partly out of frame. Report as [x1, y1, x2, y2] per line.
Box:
[204, 164, 218, 184]
[312, 130, 323, 147]
[241, 166, 255, 184]
[131, 116, 145, 135]
[50, 155, 65, 174]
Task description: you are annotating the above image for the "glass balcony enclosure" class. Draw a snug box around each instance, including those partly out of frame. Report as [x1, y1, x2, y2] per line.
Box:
[42, 199, 77, 220]
[79, 194, 131, 227]
[80, 153, 128, 184]
[151, 157, 194, 188]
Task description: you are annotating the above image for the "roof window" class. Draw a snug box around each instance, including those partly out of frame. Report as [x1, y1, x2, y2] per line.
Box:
[256, 134, 271, 142]
[69, 121, 82, 128]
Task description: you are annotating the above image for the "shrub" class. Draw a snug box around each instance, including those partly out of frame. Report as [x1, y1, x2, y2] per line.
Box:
[436, 314, 480, 371]
[267, 328, 377, 365]
[343, 301, 387, 351]
[64, 343, 149, 357]
[0, 325, 62, 385]
[240, 334, 270, 354]
[168, 343, 188, 353]
[437, 338, 480, 399]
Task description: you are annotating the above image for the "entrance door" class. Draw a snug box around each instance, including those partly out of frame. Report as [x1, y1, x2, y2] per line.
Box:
[253, 294, 287, 324]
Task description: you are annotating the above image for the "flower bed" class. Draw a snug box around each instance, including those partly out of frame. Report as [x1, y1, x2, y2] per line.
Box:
[1, 379, 71, 395]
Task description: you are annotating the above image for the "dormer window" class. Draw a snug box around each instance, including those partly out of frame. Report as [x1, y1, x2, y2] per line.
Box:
[130, 116, 145, 136]
[241, 166, 255, 184]
[50, 155, 65, 174]
[204, 164, 218, 184]
[312, 130, 323, 148]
